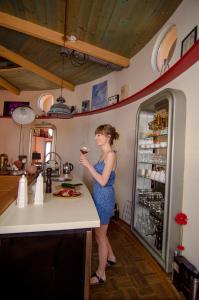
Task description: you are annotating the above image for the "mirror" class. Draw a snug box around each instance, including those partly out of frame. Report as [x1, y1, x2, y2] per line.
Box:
[28, 123, 57, 166]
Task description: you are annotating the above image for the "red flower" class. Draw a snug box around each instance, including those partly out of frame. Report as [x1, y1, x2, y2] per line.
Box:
[175, 212, 188, 225]
[177, 245, 185, 251]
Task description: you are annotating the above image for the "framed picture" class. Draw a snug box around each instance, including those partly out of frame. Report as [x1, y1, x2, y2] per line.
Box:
[108, 94, 119, 106]
[121, 84, 129, 100]
[91, 80, 107, 110]
[81, 100, 90, 112]
[181, 26, 197, 57]
[3, 101, 30, 116]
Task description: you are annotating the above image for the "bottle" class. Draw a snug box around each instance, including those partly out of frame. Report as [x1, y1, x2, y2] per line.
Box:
[16, 174, 28, 208]
[46, 167, 52, 193]
[34, 173, 44, 205]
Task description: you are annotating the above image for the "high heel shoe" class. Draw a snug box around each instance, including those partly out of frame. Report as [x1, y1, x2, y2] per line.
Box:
[107, 259, 116, 267]
[90, 272, 106, 285]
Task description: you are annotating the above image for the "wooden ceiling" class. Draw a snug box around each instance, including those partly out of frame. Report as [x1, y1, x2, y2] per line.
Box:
[0, 0, 182, 94]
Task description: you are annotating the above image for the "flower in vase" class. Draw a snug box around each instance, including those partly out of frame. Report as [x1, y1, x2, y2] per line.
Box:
[177, 245, 185, 251]
[175, 212, 188, 225]
[175, 212, 188, 255]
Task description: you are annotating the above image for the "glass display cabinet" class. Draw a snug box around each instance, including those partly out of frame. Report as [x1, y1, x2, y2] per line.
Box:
[131, 89, 186, 272]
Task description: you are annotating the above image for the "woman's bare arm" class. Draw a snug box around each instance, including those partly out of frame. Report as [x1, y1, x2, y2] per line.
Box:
[79, 151, 115, 186]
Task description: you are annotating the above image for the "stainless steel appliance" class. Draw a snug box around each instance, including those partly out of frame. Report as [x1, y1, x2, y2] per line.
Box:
[131, 88, 186, 272]
[63, 162, 74, 175]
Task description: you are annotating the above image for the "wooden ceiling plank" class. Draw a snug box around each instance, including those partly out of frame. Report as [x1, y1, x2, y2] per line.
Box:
[0, 67, 23, 72]
[0, 45, 75, 91]
[0, 11, 130, 68]
[0, 76, 20, 95]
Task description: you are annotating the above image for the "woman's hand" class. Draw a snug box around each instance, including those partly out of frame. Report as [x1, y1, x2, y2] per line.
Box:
[79, 151, 116, 186]
[79, 153, 90, 168]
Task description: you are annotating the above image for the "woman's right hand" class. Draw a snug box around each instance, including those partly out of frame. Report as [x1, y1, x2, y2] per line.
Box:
[79, 153, 90, 168]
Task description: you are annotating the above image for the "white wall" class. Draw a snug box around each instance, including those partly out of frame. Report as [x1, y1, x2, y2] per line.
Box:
[0, 0, 199, 268]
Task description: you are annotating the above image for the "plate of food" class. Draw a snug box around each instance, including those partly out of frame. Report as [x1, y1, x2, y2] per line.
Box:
[53, 188, 81, 198]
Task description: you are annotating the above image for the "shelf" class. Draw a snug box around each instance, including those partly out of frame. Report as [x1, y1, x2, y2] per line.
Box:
[141, 134, 168, 139]
[138, 175, 165, 184]
[138, 161, 166, 166]
[34, 135, 53, 139]
[139, 146, 167, 150]
[0, 40, 198, 119]
[140, 129, 168, 139]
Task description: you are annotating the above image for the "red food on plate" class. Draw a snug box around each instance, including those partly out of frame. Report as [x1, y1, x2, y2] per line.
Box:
[53, 188, 81, 197]
[61, 189, 74, 197]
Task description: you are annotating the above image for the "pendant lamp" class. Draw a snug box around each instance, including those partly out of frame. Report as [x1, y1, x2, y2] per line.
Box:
[47, 0, 76, 119]
[12, 106, 36, 160]
[12, 106, 35, 125]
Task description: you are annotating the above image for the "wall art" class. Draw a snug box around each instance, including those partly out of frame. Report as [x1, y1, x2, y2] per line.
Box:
[91, 80, 107, 110]
[81, 100, 90, 112]
[108, 94, 119, 105]
[3, 101, 30, 116]
[181, 26, 197, 57]
[121, 84, 129, 100]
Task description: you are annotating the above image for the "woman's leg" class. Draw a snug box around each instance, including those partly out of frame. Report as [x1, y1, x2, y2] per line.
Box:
[90, 224, 108, 284]
[106, 236, 116, 262]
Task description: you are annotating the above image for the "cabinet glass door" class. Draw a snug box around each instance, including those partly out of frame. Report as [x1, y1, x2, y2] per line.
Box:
[132, 89, 186, 272]
[133, 100, 169, 257]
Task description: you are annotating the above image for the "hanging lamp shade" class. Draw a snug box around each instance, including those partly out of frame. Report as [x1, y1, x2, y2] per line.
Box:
[12, 106, 35, 125]
[11, 106, 36, 160]
[47, 96, 76, 119]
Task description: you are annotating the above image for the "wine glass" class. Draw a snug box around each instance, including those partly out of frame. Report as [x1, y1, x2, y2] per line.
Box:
[78, 145, 89, 177]
[80, 145, 89, 154]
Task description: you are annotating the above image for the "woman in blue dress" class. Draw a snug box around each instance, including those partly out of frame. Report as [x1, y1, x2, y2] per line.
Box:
[79, 124, 119, 285]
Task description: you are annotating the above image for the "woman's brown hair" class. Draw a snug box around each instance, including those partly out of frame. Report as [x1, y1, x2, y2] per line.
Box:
[95, 124, 119, 145]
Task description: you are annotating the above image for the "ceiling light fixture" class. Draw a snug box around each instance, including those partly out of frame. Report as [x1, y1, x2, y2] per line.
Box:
[47, 0, 76, 119]
[12, 106, 36, 168]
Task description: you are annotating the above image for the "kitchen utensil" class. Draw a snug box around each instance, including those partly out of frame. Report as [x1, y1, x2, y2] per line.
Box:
[63, 162, 74, 174]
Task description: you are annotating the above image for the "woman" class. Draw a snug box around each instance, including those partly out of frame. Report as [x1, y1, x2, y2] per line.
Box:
[79, 124, 119, 285]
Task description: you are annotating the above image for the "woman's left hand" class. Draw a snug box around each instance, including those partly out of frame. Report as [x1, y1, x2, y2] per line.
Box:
[79, 153, 90, 168]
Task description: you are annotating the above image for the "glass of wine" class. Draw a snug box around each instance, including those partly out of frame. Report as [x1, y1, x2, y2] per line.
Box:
[80, 146, 89, 154]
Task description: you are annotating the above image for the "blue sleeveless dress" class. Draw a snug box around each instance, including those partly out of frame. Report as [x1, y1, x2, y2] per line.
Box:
[92, 160, 115, 225]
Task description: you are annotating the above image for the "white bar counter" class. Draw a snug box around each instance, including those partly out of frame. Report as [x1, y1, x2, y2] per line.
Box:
[0, 177, 100, 234]
[0, 176, 99, 300]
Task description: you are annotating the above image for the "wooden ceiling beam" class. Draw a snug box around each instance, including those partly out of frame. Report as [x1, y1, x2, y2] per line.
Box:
[0, 12, 130, 68]
[0, 45, 75, 91]
[0, 76, 20, 95]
